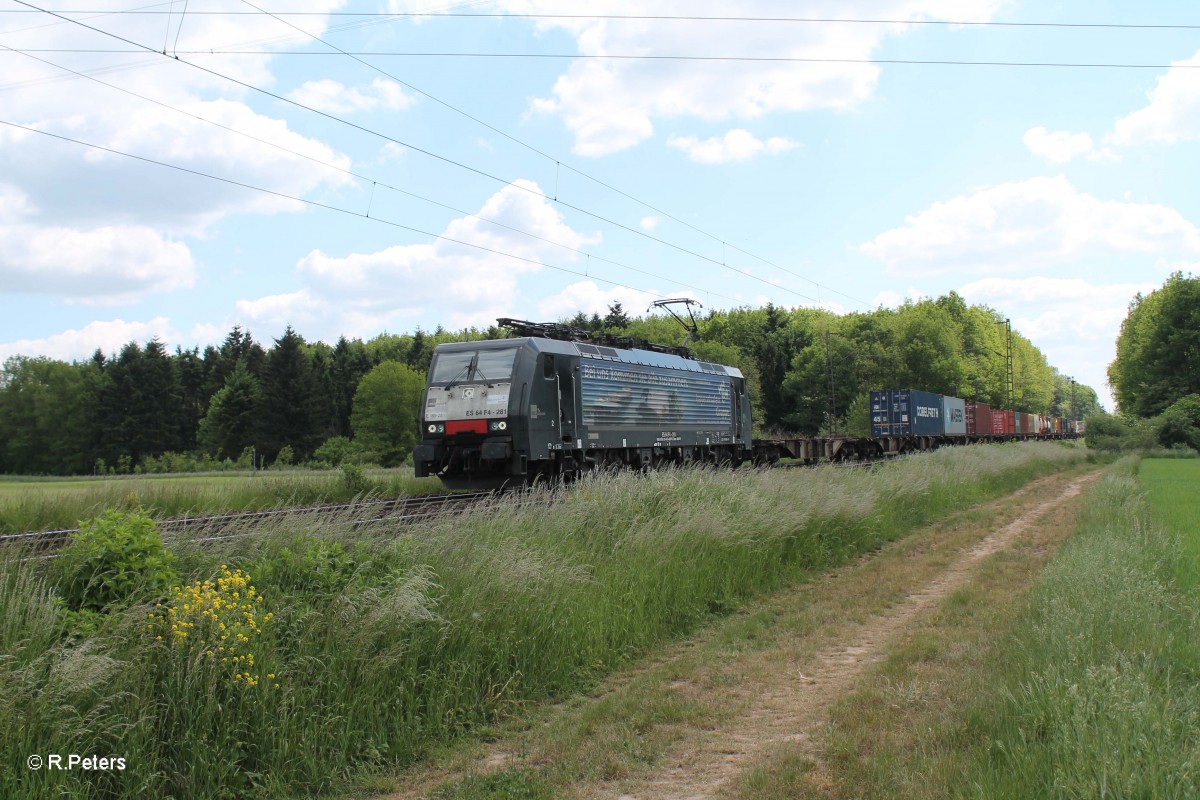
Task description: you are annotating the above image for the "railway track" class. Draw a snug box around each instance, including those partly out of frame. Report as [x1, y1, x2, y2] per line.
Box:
[1, 455, 907, 555]
[0, 492, 497, 554]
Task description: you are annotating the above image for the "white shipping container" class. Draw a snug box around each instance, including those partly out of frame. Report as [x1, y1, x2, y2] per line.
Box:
[942, 395, 967, 437]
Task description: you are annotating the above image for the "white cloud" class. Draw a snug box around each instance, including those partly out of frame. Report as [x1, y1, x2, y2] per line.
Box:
[1022, 126, 1093, 164]
[537, 281, 662, 321]
[957, 275, 1161, 411]
[229, 180, 602, 338]
[870, 287, 927, 307]
[459, 0, 1007, 155]
[640, 216, 661, 231]
[959, 277, 1153, 341]
[1111, 52, 1200, 146]
[0, 219, 195, 305]
[0, 3, 355, 241]
[667, 129, 800, 164]
[286, 78, 416, 115]
[861, 175, 1200, 277]
[0, 183, 35, 222]
[0, 317, 177, 363]
[380, 141, 407, 161]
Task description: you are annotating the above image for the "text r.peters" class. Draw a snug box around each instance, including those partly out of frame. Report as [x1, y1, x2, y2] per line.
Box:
[31, 754, 126, 771]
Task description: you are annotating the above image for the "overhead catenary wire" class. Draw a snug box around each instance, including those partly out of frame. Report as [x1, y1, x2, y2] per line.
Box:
[6, 9, 1191, 307]
[10, 48, 1200, 71]
[8, 0, 842, 310]
[236, 0, 855, 309]
[9, 6, 1185, 312]
[5, 9, 1200, 31]
[0, 43, 742, 306]
[0, 117, 702, 309]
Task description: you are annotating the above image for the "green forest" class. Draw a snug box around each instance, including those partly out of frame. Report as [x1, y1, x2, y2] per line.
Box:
[0, 292, 1102, 476]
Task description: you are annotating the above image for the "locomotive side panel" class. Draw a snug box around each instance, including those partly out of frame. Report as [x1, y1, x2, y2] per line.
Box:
[578, 359, 735, 448]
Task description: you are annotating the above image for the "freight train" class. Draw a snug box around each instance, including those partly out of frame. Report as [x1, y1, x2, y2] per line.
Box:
[412, 320, 1082, 489]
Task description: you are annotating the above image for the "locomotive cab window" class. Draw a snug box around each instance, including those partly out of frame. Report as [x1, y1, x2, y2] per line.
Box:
[429, 348, 517, 384]
[543, 354, 555, 379]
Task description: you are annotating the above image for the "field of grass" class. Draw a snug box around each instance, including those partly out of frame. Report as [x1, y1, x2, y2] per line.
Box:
[776, 455, 1200, 799]
[0, 468, 445, 534]
[962, 457, 1200, 798]
[1141, 458, 1200, 595]
[0, 442, 1090, 799]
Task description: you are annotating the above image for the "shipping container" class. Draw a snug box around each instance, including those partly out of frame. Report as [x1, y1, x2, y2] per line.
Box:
[1016, 412, 1036, 436]
[870, 389, 945, 437]
[943, 395, 967, 436]
[966, 402, 993, 435]
[992, 409, 1015, 435]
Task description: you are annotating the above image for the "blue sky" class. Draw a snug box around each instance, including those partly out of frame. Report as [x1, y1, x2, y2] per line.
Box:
[3, 0, 1199, 410]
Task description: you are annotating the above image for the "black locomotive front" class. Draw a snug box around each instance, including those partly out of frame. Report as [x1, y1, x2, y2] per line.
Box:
[413, 337, 577, 489]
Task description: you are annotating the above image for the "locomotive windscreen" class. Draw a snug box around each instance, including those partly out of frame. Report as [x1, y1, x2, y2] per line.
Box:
[429, 348, 517, 384]
[580, 360, 732, 428]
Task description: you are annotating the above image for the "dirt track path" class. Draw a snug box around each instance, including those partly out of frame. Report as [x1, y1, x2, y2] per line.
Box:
[387, 467, 1103, 800]
[585, 470, 1102, 800]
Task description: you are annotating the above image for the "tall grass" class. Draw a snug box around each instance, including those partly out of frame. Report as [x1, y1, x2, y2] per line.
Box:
[1, 442, 1088, 799]
[961, 457, 1200, 799]
[0, 469, 444, 534]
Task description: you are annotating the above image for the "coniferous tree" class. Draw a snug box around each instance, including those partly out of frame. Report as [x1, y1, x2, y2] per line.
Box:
[328, 336, 372, 437]
[198, 361, 262, 459]
[95, 340, 184, 465]
[260, 326, 323, 462]
[175, 346, 209, 452]
[604, 301, 631, 329]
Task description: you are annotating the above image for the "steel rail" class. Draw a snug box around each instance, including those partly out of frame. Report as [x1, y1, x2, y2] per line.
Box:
[0, 492, 496, 553]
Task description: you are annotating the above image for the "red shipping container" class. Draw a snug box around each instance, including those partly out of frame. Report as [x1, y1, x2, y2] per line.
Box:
[966, 402, 993, 435]
[992, 409, 1015, 435]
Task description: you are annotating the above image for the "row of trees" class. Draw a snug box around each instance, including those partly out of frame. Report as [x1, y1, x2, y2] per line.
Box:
[583, 294, 1100, 436]
[0, 326, 454, 475]
[0, 294, 1100, 475]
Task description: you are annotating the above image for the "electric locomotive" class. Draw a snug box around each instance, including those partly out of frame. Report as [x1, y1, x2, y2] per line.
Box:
[412, 319, 754, 489]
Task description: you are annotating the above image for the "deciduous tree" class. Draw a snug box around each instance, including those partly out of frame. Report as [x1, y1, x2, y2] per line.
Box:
[1110, 272, 1200, 417]
[351, 361, 425, 466]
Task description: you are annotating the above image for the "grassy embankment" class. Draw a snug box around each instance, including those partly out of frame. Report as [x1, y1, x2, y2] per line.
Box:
[0, 468, 444, 534]
[1, 442, 1089, 799]
[756, 455, 1200, 799]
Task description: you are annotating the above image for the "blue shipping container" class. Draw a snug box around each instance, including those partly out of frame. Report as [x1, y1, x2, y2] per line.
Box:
[870, 389, 946, 437]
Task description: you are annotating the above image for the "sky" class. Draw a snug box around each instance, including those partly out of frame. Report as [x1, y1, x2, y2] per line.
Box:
[2, 0, 1199, 411]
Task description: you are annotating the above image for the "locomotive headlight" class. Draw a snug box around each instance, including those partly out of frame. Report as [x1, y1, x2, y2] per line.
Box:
[498, 421, 507, 431]
[427, 424, 437, 433]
